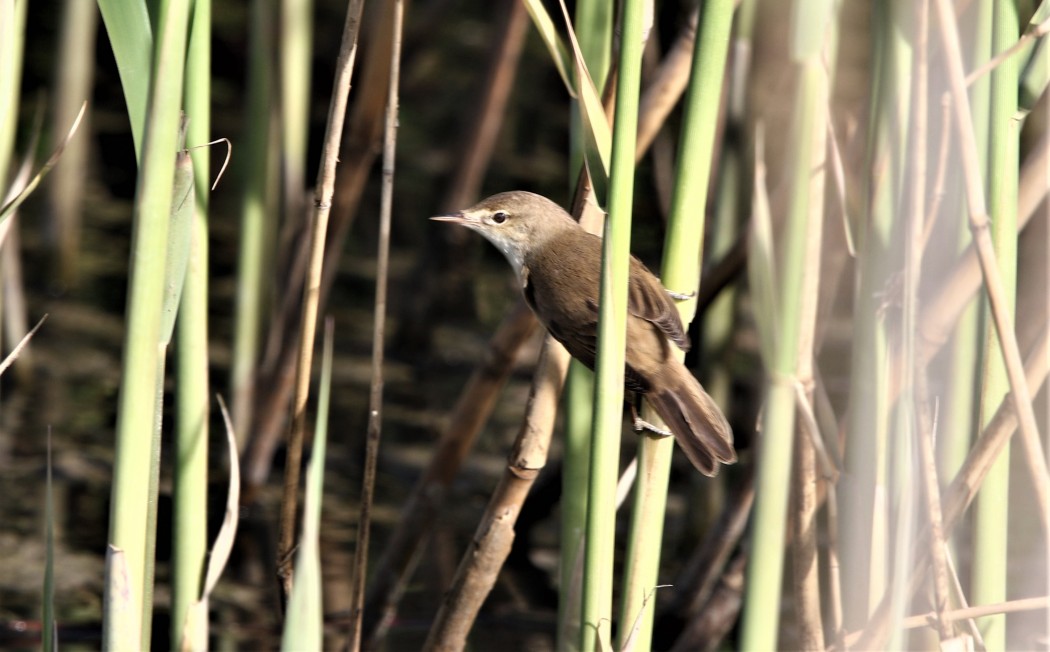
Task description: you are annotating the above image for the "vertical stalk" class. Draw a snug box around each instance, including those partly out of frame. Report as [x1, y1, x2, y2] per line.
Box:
[740, 0, 831, 646]
[172, 0, 212, 646]
[347, 0, 400, 648]
[280, 0, 313, 215]
[48, 0, 98, 285]
[839, 2, 906, 628]
[232, 0, 278, 447]
[617, 2, 733, 650]
[580, 0, 646, 648]
[559, 2, 609, 648]
[104, 0, 192, 646]
[275, 0, 366, 601]
[941, 0, 992, 533]
[973, 3, 1020, 649]
[0, 0, 26, 187]
[887, 1, 929, 646]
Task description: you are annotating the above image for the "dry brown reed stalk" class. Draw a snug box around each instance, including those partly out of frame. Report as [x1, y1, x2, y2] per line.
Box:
[931, 0, 1049, 523]
[636, 5, 698, 158]
[670, 550, 749, 651]
[275, 0, 367, 602]
[422, 336, 571, 650]
[346, 1, 403, 649]
[850, 329, 1050, 648]
[668, 469, 754, 620]
[362, 299, 539, 643]
[243, 1, 394, 493]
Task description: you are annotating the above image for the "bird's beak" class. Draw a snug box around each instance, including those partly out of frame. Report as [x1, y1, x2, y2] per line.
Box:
[430, 211, 476, 225]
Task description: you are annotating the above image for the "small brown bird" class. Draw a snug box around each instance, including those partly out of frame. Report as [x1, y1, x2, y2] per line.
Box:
[432, 191, 736, 476]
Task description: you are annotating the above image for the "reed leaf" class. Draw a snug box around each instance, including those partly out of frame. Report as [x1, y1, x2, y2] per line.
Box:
[281, 323, 335, 650]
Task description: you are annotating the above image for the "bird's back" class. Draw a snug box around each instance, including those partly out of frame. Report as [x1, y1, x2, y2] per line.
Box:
[522, 227, 685, 393]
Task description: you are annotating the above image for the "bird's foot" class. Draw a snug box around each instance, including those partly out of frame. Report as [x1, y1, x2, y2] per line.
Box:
[630, 404, 672, 437]
[666, 288, 696, 301]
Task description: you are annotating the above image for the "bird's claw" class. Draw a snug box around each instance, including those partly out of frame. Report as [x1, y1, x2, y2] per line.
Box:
[633, 415, 673, 437]
[666, 289, 696, 301]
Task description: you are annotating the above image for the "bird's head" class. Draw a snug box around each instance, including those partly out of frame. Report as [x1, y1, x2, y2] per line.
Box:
[430, 191, 576, 279]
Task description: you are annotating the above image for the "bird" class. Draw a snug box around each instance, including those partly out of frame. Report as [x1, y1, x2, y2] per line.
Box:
[431, 190, 736, 476]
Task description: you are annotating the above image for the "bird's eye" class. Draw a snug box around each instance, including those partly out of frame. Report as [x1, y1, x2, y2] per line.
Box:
[492, 211, 508, 224]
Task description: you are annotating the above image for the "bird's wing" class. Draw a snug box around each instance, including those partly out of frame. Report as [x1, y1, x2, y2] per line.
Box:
[522, 262, 600, 368]
[628, 258, 691, 352]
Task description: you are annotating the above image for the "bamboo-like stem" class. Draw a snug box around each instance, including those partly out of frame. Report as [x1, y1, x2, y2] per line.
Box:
[933, 0, 1048, 518]
[839, 3, 899, 626]
[346, 1, 401, 649]
[102, 0, 192, 645]
[741, 1, 830, 644]
[276, 0, 367, 601]
[171, 0, 212, 645]
[562, 4, 611, 644]
[579, 0, 646, 647]
[618, 2, 734, 649]
[940, 0, 992, 551]
[789, 29, 829, 652]
[973, 3, 1021, 648]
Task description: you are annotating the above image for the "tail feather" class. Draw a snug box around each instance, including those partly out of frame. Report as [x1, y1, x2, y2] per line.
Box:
[646, 369, 736, 477]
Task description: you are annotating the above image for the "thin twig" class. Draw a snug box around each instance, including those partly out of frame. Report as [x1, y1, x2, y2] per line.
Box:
[906, 4, 952, 643]
[920, 96, 952, 252]
[851, 330, 1050, 648]
[916, 390, 953, 641]
[346, 1, 401, 649]
[844, 596, 1050, 646]
[276, 0, 367, 603]
[964, 13, 1050, 87]
[943, 545, 984, 647]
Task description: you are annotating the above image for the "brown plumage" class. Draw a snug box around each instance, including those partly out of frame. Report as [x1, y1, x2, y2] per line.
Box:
[432, 191, 736, 476]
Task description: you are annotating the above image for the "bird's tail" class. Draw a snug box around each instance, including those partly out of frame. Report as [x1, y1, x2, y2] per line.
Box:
[646, 365, 736, 476]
